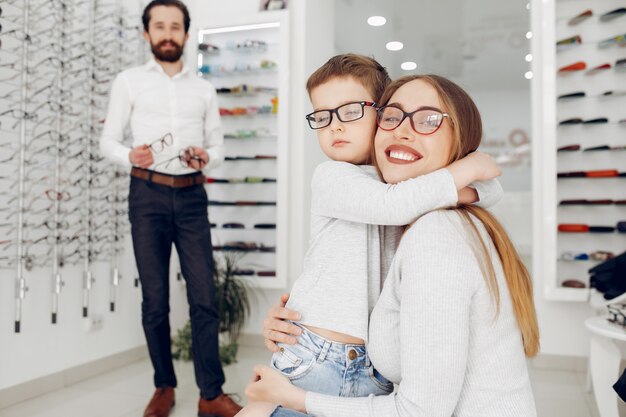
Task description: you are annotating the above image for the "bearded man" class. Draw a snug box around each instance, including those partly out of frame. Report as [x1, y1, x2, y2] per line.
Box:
[99, 2, 241, 416]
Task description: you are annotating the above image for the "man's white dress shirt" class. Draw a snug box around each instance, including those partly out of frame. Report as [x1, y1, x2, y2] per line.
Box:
[100, 58, 224, 175]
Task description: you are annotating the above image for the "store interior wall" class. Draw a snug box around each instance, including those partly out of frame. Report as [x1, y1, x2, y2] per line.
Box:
[1, 0, 599, 394]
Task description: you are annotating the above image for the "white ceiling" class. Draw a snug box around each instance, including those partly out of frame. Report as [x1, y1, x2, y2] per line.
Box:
[334, 0, 531, 91]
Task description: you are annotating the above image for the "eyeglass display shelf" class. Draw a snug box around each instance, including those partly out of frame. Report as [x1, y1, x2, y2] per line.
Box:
[197, 11, 289, 291]
[532, 0, 626, 302]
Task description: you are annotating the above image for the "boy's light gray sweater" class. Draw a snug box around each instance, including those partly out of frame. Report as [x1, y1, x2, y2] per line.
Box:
[285, 161, 502, 342]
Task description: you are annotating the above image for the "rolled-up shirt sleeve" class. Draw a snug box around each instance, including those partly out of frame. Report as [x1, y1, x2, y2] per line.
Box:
[99, 74, 132, 167]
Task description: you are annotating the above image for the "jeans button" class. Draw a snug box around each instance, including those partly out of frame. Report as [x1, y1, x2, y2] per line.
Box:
[348, 349, 357, 360]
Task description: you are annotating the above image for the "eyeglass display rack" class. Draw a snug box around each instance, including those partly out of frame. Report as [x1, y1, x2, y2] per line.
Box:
[0, 0, 146, 332]
[197, 15, 289, 290]
[532, 0, 626, 302]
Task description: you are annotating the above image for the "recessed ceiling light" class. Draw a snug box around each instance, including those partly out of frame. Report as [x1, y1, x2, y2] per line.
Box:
[525, 71, 533, 79]
[525, 54, 533, 62]
[401, 61, 417, 71]
[367, 16, 386, 26]
[526, 31, 533, 39]
[386, 41, 403, 51]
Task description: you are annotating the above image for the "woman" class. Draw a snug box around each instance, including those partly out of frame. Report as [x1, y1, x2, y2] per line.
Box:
[240, 75, 539, 417]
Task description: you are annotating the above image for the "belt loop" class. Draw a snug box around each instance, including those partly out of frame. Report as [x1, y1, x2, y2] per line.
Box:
[317, 340, 331, 362]
[147, 170, 153, 184]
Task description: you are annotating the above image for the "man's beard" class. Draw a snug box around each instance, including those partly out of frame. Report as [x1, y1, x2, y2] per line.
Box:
[151, 39, 184, 63]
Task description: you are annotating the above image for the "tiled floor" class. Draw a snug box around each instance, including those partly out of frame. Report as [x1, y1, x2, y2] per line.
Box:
[0, 345, 604, 417]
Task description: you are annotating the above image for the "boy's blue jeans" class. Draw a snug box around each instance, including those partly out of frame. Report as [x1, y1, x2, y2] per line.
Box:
[270, 322, 393, 397]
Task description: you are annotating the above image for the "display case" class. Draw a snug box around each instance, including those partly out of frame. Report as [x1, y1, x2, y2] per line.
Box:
[532, 0, 626, 301]
[197, 15, 289, 289]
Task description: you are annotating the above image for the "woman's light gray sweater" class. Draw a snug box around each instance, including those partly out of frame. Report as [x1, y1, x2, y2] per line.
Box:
[306, 209, 537, 417]
[285, 161, 502, 342]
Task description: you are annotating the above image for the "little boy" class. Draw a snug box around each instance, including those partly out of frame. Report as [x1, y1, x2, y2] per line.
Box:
[269, 54, 502, 397]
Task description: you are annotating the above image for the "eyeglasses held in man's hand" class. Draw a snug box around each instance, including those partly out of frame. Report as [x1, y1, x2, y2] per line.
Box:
[305, 101, 377, 129]
[154, 147, 208, 170]
[376, 105, 451, 135]
[147, 132, 173, 153]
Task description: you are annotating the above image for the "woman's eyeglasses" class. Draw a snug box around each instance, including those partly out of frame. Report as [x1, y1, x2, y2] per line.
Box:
[305, 101, 377, 130]
[376, 105, 451, 135]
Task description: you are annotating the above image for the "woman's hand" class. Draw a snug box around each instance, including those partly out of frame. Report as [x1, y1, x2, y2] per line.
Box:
[245, 365, 307, 413]
[263, 293, 303, 352]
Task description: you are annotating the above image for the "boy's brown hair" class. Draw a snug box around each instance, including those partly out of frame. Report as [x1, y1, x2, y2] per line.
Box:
[306, 54, 391, 103]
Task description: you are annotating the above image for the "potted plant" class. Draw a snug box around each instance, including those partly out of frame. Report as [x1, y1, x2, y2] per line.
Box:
[172, 251, 253, 365]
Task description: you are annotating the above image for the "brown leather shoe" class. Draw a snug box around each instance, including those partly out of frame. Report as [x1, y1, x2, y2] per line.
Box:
[198, 393, 242, 417]
[143, 387, 175, 417]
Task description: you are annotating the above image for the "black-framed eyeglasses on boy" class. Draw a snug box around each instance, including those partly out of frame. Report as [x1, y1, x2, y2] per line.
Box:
[377, 105, 451, 135]
[305, 101, 377, 130]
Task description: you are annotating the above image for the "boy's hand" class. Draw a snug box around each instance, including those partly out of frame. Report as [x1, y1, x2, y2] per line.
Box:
[263, 293, 302, 352]
[447, 151, 501, 191]
[465, 151, 501, 181]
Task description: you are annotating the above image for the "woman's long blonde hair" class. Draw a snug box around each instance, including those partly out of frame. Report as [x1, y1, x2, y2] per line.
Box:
[376, 75, 539, 357]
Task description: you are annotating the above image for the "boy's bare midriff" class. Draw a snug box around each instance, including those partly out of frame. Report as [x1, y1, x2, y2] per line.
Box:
[303, 324, 365, 345]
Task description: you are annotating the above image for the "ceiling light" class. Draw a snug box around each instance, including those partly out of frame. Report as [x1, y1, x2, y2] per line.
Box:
[525, 71, 533, 79]
[525, 54, 533, 62]
[386, 41, 403, 51]
[526, 31, 533, 39]
[401, 61, 417, 71]
[367, 16, 386, 26]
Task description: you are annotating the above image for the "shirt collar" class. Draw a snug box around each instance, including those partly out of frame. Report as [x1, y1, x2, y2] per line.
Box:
[145, 57, 190, 79]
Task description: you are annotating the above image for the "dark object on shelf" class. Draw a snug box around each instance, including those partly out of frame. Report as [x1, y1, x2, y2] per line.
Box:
[557, 91, 586, 100]
[616, 58, 626, 72]
[559, 199, 613, 205]
[568, 9, 593, 25]
[558, 118, 583, 125]
[259, 245, 276, 253]
[584, 145, 611, 151]
[208, 200, 236, 206]
[589, 226, 616, 233]
[206, 177, 229, 183]
[198, 42, 220, 52]
[558, 224, 589, 232]
[586, 63, 611, 75]
[210, 223, 217, 228]
[600, 8, 626, 22]
[589, 251, 626, 300]
[602, 90, 626, 96]
[618, 222, 626, 233]
[583, 117, 609, 124]
[257, 270, 276, 277]
[223, 223, 245, 229]
[558, 61, 586, 73]
[255, 155, 277, 159]
[557, 144, 581, 152]
[222, 241, 258, 251]
[233, 269, 255, 276]
[562, 279, 586, 288]
[616, 200, 626, 205]
[557, 171, 586, 178]
[254, 223, 276, 229]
